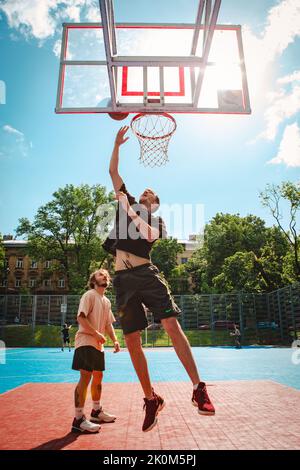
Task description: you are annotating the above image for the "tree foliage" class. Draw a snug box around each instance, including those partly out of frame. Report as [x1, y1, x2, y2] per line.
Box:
[16, 184, 115, 293]
[151, 237, 184, 277]
[260, 181, 300, 279]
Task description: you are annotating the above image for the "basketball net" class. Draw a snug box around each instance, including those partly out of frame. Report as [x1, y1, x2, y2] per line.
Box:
[130, 113, 177, 167]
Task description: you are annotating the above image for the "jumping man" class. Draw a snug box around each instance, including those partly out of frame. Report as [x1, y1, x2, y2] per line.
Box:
[103, 126, 215, 433]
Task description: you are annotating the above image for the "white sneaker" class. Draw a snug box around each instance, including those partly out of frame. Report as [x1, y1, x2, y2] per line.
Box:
[90, 407, 116, 423]
[71, 415, 101, 433]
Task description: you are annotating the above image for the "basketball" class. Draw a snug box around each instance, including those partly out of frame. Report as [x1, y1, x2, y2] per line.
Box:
[108, 111, 129, 121]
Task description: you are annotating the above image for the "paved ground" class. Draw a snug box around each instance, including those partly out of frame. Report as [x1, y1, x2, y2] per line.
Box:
[1, 380, 300, 450]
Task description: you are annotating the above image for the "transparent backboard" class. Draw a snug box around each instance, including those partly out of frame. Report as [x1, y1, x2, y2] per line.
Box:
[56, 24, 251, 115]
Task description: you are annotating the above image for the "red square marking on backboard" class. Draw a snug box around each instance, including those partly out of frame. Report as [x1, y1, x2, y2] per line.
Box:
[121, 67, 185, 96]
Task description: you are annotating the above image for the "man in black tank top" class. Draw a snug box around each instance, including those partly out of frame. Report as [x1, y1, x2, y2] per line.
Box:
[103, 127, 215, 432]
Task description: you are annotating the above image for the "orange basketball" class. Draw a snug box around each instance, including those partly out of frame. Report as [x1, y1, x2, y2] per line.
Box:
[108, 112, 129, 121]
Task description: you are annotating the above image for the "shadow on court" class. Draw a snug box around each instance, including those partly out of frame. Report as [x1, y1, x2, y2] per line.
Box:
[31, 432, 80, 450]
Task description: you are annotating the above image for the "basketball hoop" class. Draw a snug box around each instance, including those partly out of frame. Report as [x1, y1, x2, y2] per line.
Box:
[130, 113, 177, 167]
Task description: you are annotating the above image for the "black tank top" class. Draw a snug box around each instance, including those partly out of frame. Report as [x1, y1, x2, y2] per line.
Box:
[103, 183, 166, 259]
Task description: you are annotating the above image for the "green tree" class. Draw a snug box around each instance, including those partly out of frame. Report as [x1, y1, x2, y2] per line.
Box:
[204, 213, 268, 286]
[185, 214, 290, 293]
[16, 184, 115, 293]
[212, 251, 262, 292]
[260, 181, 300, 279]
[185, 248, 212, 294]
[151, 238, 184, 277]
[168, 263, 191, 294]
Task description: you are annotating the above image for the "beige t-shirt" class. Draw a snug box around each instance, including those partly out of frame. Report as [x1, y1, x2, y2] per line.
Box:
[75, 289, 115, 352]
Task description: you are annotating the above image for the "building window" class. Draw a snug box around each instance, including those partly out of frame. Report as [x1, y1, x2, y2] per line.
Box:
[181, 258, 188, 264]
[58, 279, 65, 288]
[45, 260, 51, 268]
[15, 279, 21, 288]
[1, 279, 7, 287]
[31, 261, 38, 269]
[42, 297, 49, 306]
[43, 279, 51, 287]
[16, 258, 23, 268]
[29, 279, 36, 288]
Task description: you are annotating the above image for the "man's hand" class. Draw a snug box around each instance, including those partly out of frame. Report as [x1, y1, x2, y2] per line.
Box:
[115, 126, 130, 147]
[115, 191, 129, 211]
[113, 341, 121, 353]
[94, 331, 106, 345]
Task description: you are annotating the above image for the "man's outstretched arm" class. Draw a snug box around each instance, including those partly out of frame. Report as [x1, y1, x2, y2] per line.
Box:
[109, 126, 129, 193]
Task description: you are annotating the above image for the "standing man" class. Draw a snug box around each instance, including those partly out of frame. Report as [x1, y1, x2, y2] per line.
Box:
[61, 323, 72, 352]
[71, 269, 120, 433]
[103, 127, 215, 433]
[231, 324, 242, 349]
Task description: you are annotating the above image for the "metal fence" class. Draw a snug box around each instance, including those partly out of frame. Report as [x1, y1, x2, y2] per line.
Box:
[0, 283, 299, 343]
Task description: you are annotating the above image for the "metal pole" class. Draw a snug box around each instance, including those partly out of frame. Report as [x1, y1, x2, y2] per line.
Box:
[48, 295, 51, 325]
[290, 285, 297, 340]
[238, 293, 243, 334]
[180, 295, 185, 329]
[18, 295, 22, 320]
[277, 290, 283, 342]
[4, 295, 8, 324]
[253, 293, 258, 338]
[209, 294, 214, 343]
[32, 295, 37, 331]
[99, 0, 117, 109]
[193, 0, 222, 106]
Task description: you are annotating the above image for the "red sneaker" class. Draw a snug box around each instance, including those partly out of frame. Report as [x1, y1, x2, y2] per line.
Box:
[192, 382, 215, 415]
[142, 390, 165, 432]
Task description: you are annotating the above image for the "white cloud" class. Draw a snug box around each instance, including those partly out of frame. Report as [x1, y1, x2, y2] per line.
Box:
[0, 0, 89, 40]
[85, 4, 101, 22]
[267, 122, 300, 168]
[1, 124, 31, 158]
[0, 0, 58, 39]
[53, 39, 62, 58]
[262, 0, 300, 60]
[278, 70, 300, 85]
[3, 124, 24, 137]
[257, 79, 300, 141]
[243, 0, 300, 142]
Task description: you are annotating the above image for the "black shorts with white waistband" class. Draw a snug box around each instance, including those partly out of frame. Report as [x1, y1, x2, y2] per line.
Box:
[113, 263, 181, 335]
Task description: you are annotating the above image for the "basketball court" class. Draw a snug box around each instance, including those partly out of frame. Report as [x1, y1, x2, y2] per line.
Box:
[1, 0, 299, 454]
[1, 347, 300, 450]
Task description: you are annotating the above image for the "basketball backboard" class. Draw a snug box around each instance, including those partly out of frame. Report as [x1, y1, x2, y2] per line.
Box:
[55, 0, 251, 116]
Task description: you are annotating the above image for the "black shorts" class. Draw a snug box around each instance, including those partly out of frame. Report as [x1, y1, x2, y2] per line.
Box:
[72, 346, 105, 372]
[63, 336, 70, 343]
[113, 263, 181, 335]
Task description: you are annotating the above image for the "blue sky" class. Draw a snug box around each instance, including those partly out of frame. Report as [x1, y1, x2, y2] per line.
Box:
[0, 0, 299, 239]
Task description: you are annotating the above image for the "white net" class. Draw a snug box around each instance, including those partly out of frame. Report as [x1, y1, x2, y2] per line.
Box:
[130, 113, 177, 167]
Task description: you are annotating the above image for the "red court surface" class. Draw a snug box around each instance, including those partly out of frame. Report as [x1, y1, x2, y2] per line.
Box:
[0, 380, 300, 450]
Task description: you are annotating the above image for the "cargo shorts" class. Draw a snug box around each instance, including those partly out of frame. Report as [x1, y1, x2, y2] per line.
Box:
[113, 263, 181, 335]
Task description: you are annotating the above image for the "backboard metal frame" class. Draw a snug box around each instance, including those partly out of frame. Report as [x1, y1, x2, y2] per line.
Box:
[55, 0, 251, 115]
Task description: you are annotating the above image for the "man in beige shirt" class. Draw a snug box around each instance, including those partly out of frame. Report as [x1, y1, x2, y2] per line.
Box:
[71, 269, 120, 433]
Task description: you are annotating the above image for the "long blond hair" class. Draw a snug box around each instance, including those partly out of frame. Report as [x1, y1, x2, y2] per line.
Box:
[88, 269, 111, 289]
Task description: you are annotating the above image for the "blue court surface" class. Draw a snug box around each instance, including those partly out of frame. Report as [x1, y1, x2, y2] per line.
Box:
[0, 346, 299, 395]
